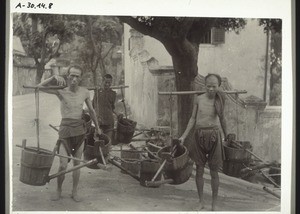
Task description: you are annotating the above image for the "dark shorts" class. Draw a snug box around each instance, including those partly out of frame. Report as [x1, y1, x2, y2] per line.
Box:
[57, 134, 85, 162]
[189, 127, 224, 170]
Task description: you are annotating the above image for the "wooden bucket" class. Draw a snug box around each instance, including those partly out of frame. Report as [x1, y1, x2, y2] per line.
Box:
[83, 133, 111, 169]
[120, 149, 141, 176]
[223, 141, 252, 161]
[164, 159, 194, 184]
[140, 160, 162, 187]
[158, 145, 192, 184]
[158, 145, 190, 170]
[223, 159, 251, 177]
[19, 147, 54, 186]
[223, 141, 252, 177]
[116, 118, 137, 144]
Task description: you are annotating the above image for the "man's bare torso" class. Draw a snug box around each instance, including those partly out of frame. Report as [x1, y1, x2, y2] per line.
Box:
[195, 94, 218, 128]
[57, 87, 89, 119]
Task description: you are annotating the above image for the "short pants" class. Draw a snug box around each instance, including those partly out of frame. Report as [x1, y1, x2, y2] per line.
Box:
[189, 126, 224, 170]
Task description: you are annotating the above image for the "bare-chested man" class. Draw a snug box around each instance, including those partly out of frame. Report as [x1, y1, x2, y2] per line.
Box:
[179, 73, 227, 211]
[38, 65, 102, 202]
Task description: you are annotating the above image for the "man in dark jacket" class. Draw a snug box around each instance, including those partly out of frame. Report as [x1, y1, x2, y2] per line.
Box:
[93, 74, 122, 141]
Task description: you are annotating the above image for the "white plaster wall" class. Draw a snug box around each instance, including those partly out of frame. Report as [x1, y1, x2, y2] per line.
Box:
[124, 24, 132, 104]
[197, 19, 267, 99]
[143, 36, 173, 66]
[123, 24, 158, 127]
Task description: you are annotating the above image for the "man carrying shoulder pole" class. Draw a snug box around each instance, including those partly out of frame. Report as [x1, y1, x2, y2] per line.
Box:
[179, 73, 228, 211]
[38, 65, 102, 202]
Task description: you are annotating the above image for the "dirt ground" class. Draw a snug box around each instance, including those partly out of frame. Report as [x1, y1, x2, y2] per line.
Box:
[10, 93, 280, 212]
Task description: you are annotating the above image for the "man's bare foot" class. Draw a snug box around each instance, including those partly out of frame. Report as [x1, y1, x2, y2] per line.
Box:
[51, 190, 61, 201]
[195, 202, 205, 211]
[71, 191, 82, 202]
[211, 201, 217, 211]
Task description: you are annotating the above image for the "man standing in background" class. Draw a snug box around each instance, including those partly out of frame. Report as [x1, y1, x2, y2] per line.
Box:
[93, 74, 122, 142]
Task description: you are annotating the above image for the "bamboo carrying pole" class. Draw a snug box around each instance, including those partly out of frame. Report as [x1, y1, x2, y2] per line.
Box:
[231, 141, 269, 164]
[263, 186, 280, 199]
[130, 138, 160, 142]
[16, 144, 89, 163]
[23, 85, 129, 90]
[235, 94, 240, 140]
[144, 147, 160, 160]
[158, 90, 247, 95]
[47, 159, 99, 181]
[108, 158, 140, 181]
[35, 89, 40, 152]
[95, 140, 107, 166]
[120, 87, 128, 118]
[145, 178, 173, 187]
[150, 145, 178, 182]
[260, 170, 281, 188]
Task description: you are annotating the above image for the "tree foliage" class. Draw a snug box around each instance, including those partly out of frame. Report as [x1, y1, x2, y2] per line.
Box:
[259, 18, 282, 105]
[13, 13, 78, 83]
[13, 14, 123, 86]
[259, 18, 282, 34]
[70, 15, 122, 86]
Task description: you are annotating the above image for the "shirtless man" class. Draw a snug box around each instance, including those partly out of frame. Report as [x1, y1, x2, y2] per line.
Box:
[179, 73, 227, 211]
[38, 65, 102, 202]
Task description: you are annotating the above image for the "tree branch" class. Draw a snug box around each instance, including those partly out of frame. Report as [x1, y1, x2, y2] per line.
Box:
[118, 16, 153, 36]
[102, 44, 115, 59]
[39, 28, 50, 65]
[46, 40, 62, 62]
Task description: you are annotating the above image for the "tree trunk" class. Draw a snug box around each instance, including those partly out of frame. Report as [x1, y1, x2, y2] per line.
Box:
[174, 75, 194, 134]
[31, 14, 38, 33]
[269, 31, 281, 106]
[93, 69, 98, 87]
[171, 42, 199, 135]
[35, 63, 45, 84]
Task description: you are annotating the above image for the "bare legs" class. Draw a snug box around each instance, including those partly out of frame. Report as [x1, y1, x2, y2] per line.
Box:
[195, 165, 205, 210]
[195, 164, 219, 211]
[51, 141, 84, 202]
[210, 169, 219, 211]
[51, 142, 67, 201]
[71, 143, 84, 202]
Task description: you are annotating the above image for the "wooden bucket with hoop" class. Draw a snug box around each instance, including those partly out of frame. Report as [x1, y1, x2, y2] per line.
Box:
[19, 146, 55, 186]
[116, 118, 137, 144]
[223, 141, 252, 177]
[84, 131, 111, 169]
[139, 159, 162, 187]
[120, 149, 141, 176]
[157, 145, 193, 185]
